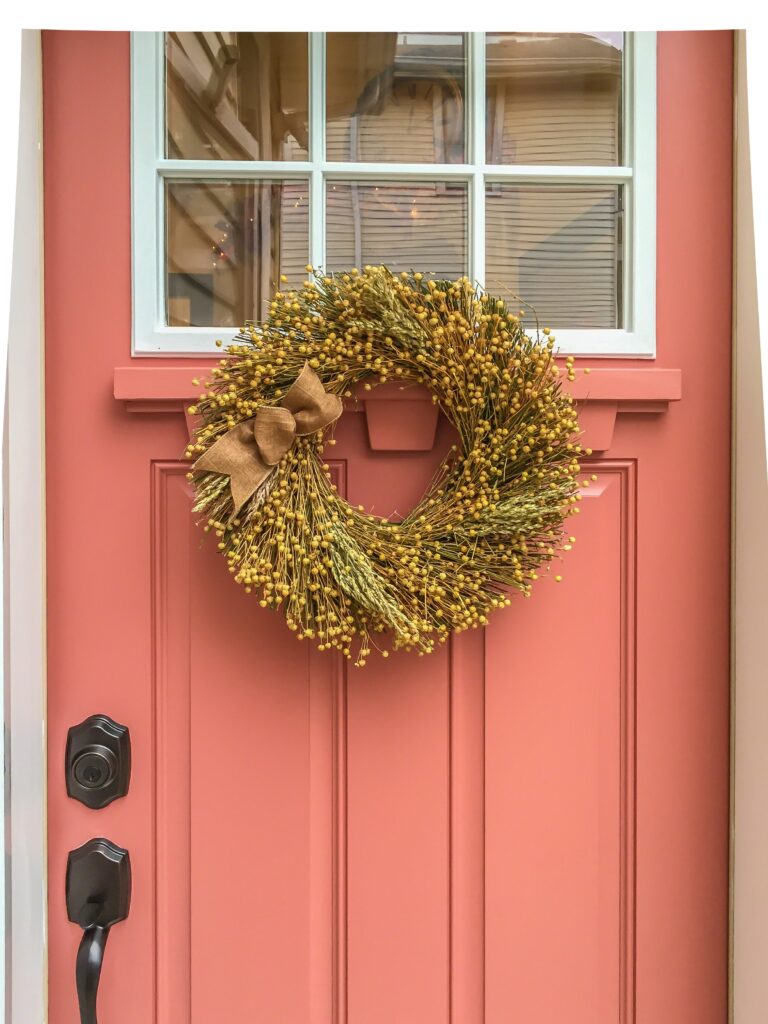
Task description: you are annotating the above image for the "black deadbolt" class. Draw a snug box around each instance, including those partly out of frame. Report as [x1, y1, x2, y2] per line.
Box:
[66, 715, 130, 809]
[73, 746, 117, 789]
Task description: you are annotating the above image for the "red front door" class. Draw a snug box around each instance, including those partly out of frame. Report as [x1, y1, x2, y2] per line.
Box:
[43, 30, 732, 1023]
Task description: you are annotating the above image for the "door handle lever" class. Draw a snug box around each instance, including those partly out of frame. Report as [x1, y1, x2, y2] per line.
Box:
[66, 839, 131, 1024]
[75, 925, 109, 1023]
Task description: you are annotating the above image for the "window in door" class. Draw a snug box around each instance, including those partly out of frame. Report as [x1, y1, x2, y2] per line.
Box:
[131, 31, 656, 355]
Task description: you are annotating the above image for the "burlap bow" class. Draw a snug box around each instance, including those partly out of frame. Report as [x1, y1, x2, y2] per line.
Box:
[194, 363, 343, 513]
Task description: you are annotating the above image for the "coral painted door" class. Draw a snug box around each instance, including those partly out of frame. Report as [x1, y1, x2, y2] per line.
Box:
[43, 30, 732, 1024]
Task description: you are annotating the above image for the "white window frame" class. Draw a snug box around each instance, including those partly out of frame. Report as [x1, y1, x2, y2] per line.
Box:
[131, 31, 656, 357]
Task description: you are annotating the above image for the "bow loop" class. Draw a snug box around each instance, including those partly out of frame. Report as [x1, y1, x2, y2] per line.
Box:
[193, 363, 342, 513]
[282, 362, 343, 435]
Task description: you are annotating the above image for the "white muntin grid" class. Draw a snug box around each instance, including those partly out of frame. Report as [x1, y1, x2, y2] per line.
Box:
[131, 31, 656, 356]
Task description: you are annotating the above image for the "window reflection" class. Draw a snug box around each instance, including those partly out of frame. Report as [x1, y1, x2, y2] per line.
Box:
[166, 32, 309, 160]
[161, 32, 627, 335]
[485, 183, 622, 328]
[326, 33, 466, 164]
[326, 181, 468, 278]
[486, 33, 623, 165]
[165, 180, 309, 328]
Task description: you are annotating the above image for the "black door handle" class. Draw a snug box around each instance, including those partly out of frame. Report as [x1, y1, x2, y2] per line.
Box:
[66, 839, 131, 1024]
[75, 926, 109, 1023]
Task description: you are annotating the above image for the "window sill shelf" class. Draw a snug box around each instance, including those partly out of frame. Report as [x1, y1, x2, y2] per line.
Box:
[113, 366, 682, 453]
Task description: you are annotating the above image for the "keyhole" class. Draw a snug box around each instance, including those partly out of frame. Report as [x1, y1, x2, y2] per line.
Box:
[73, 748, 117, 791]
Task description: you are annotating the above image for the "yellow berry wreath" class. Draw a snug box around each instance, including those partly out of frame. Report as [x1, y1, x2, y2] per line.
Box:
[186, 266, 584, 666]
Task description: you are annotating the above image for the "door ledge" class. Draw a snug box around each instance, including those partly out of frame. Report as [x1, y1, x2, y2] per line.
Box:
[113, 365, 682, 454]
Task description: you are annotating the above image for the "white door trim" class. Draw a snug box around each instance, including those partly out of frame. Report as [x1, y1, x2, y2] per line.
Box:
[3, 28, 48, 1024]
[730, 29, 768, 1024]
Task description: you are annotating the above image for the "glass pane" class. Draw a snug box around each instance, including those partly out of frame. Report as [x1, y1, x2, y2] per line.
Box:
[326, 33, 466, 163]
[326, 181, 467, 277]
[486, 32, 623, 165]
[485, 183, 622, 329]
[165, 179, 309, 328]
[166, 32, 309, 160]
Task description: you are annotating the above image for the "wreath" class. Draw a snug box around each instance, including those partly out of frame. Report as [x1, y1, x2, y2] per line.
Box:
[185, 266, 586, 666]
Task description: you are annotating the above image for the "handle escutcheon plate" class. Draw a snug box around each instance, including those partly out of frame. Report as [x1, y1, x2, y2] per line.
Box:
[66, 838, 131, 1024]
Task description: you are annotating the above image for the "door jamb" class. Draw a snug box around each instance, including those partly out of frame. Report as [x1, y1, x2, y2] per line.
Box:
[3, 28, 48, 1024]
[730, 29, 768, 1024]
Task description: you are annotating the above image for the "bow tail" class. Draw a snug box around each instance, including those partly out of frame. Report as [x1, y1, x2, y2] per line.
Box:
[193, 419, 274, 514]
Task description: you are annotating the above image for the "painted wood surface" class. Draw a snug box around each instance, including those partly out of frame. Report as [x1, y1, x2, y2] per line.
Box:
[43, 31, 732, 1023]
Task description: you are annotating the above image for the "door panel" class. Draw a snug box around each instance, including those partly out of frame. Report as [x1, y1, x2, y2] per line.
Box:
[43, 30, 732, 1024]
[486, 463, 631, 1021]
[190, 497, 315, 1023]
[150, 458, 630, 1024]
